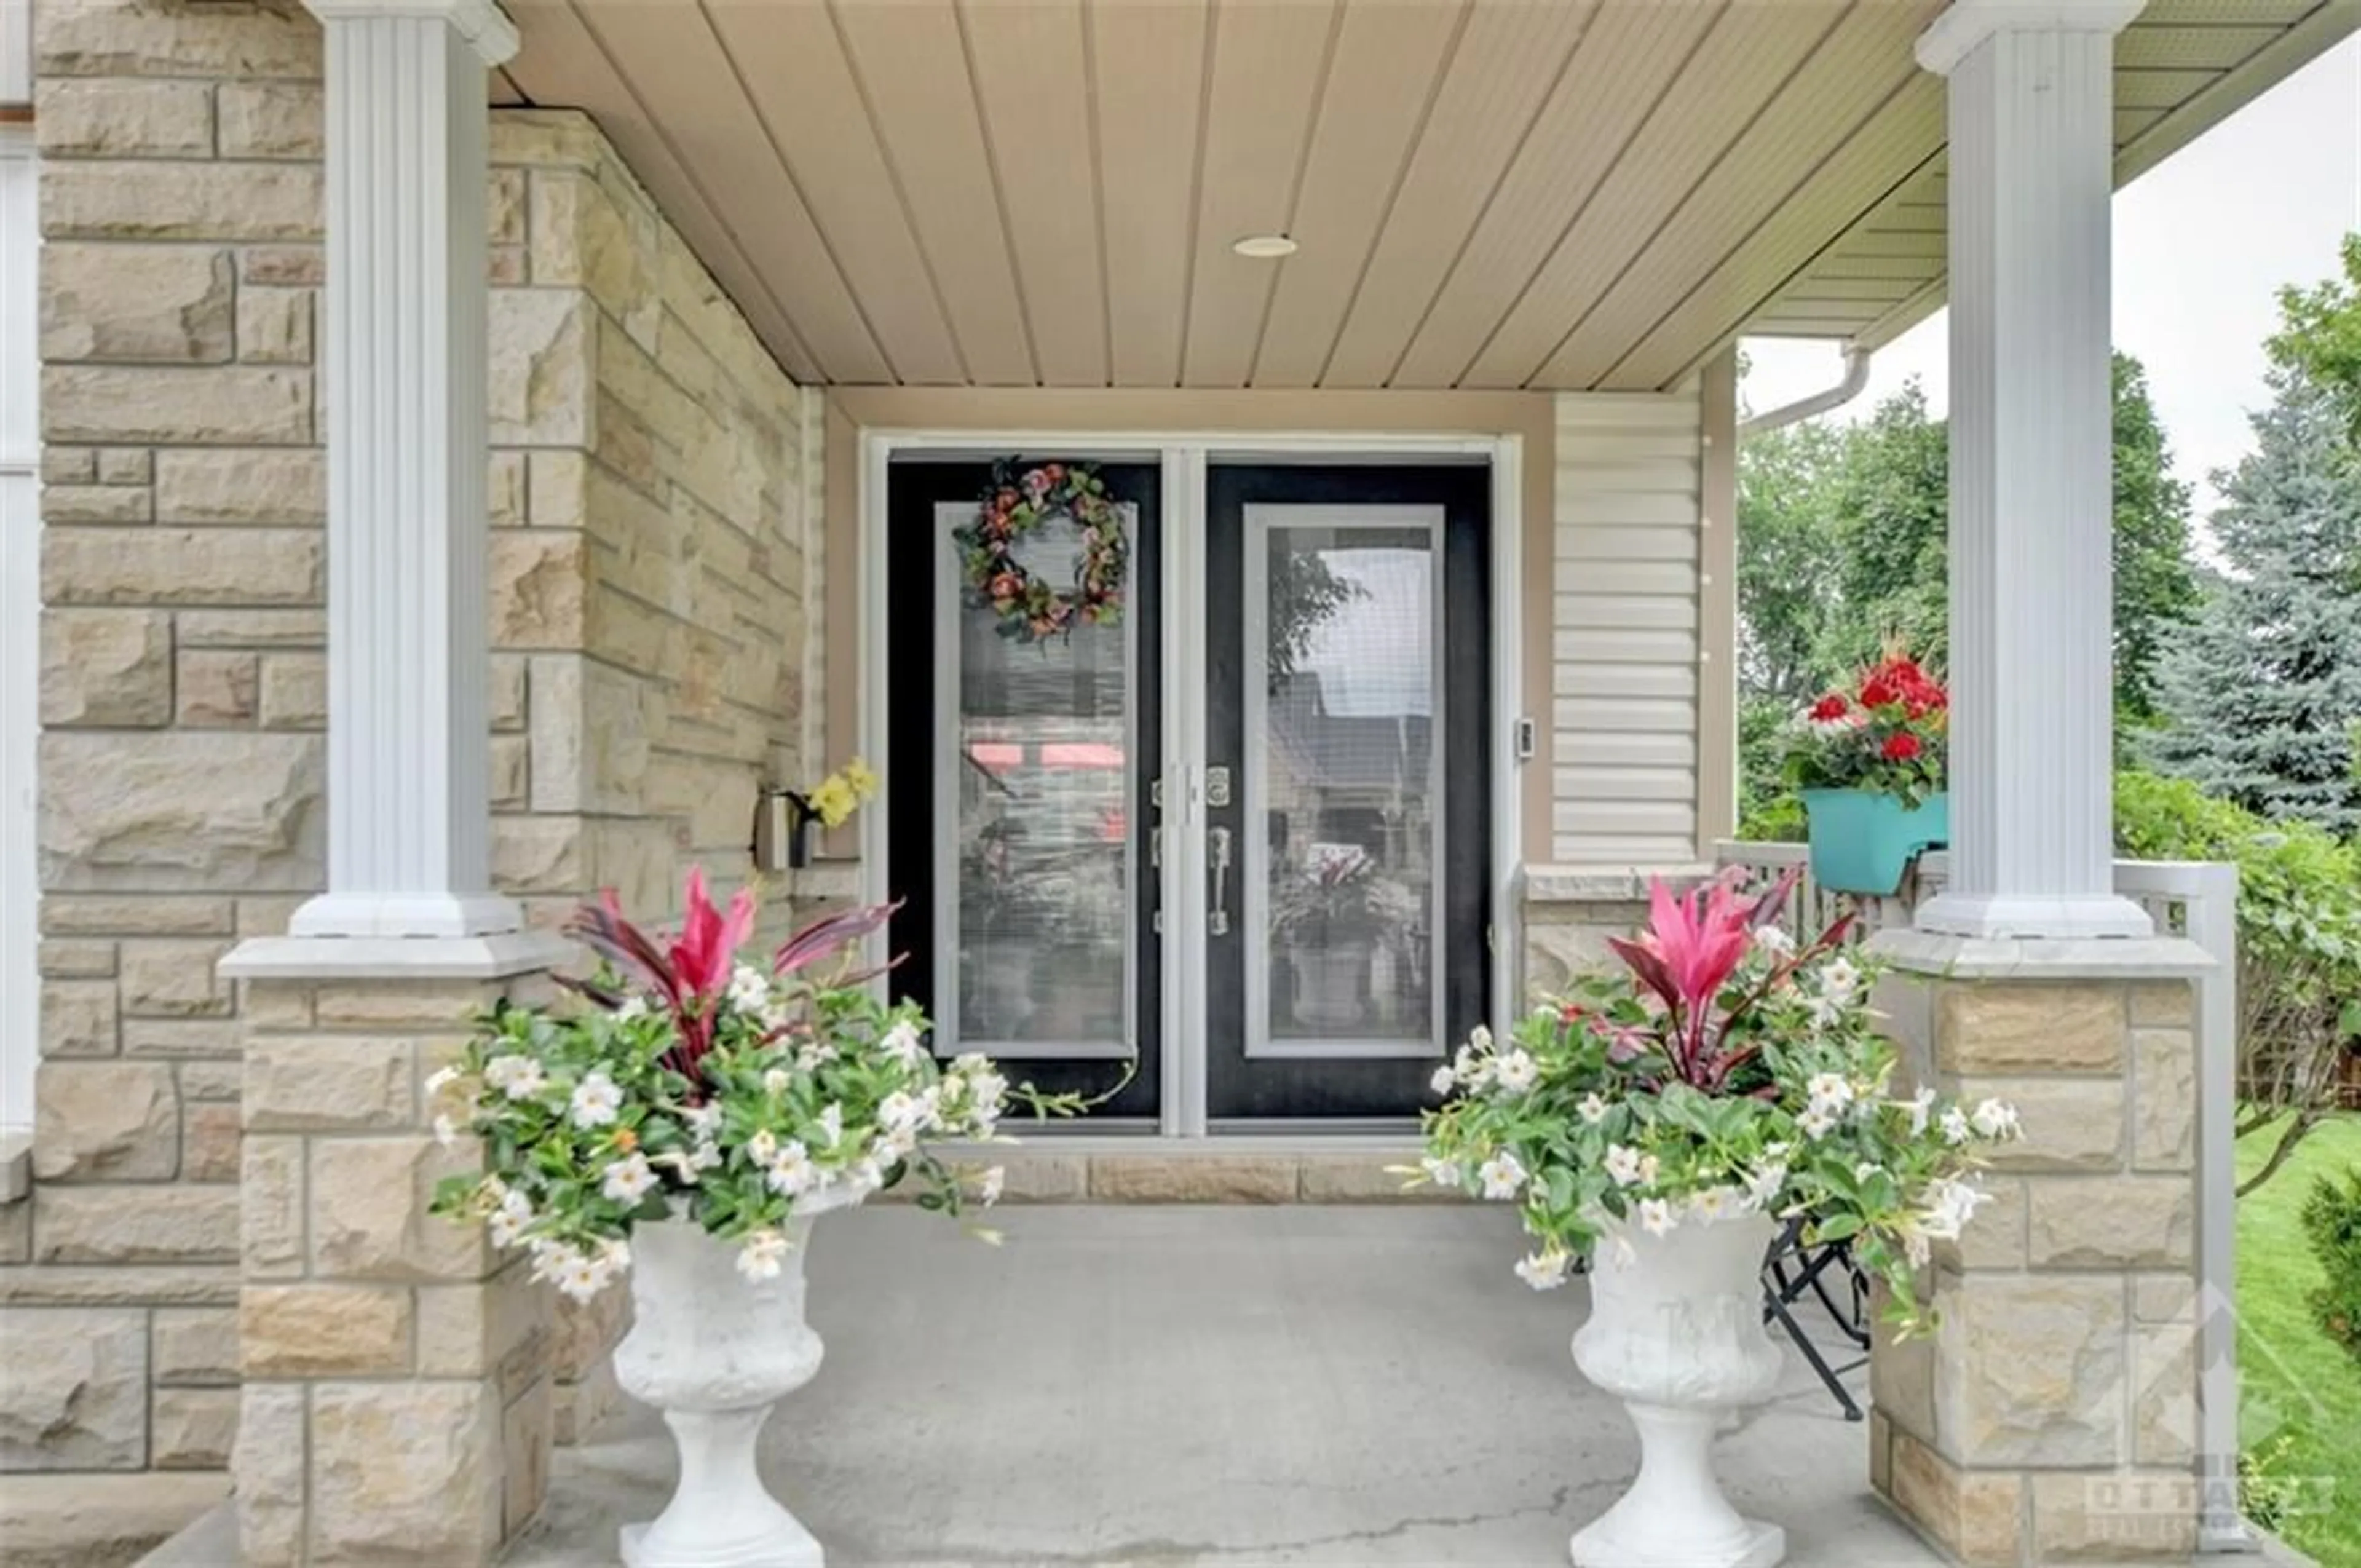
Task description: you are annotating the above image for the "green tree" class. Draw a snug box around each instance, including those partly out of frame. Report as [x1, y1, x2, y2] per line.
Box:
[2146, 369, 2361, 836]
[2111, 354, 2200, 725]
[1735, 418, 1844, 705]
[2269, 232, 2361, 435]
[1811, 381, 1950, 679]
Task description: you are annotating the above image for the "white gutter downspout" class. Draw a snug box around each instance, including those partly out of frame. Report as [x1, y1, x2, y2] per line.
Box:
[1738, 344, 1872, 439]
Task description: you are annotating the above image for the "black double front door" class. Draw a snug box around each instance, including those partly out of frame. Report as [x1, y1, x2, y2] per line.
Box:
[886, 457, 1490, 1127]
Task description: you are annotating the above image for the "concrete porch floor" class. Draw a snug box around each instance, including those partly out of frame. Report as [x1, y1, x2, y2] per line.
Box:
[508, 1206, 1942, 1567]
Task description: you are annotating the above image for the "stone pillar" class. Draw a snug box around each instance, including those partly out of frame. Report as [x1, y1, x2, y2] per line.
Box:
[1912, 0, 2153, 941]
[228, 969, 558, 1564]
[288, 0, 521, 941]
[1869, 933, 2210, 1565]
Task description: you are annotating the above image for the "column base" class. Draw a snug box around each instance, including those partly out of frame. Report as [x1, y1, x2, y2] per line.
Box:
[1912, 891, 2156, 941]
[289, 891, 529, 940]
[219, 927, 575, 981]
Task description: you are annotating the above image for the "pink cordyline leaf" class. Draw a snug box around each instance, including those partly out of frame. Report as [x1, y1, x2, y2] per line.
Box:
[670, 866, 756, 1002]
[1607, 872, 1756, 1083]
[772, 900, 901, 978]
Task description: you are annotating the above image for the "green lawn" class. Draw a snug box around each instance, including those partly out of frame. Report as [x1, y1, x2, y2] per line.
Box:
[2237, 1113, 2361, 1567]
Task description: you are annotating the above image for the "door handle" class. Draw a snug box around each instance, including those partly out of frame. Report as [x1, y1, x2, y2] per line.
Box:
[1208, 826, 1232, 936]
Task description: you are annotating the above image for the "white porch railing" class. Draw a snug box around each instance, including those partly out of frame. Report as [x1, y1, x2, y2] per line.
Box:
[1715, 844, 2249, 1553]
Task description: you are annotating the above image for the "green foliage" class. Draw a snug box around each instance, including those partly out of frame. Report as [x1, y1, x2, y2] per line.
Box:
[2111, 356, 2201, 725]
[2300, 1165, 2361, 1366]
[2270, 232, 2361, 441]
[2146, 370, 2361, 836]
[1734, 355, 2200, 808]
[2113, 772, 2361, 1190]
[1415, 884, 2020, 1336]
[2237, 1114, 2361, 1567]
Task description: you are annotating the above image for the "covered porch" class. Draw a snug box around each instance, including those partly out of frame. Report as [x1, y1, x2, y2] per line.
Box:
[12, 0, 2351, 1562]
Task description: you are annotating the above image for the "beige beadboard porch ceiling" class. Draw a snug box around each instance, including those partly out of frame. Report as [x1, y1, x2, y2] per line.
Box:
[502, 0, 2356, 391]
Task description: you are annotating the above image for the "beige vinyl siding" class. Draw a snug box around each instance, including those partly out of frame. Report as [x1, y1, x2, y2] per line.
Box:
[1551, 387, 1706, 866]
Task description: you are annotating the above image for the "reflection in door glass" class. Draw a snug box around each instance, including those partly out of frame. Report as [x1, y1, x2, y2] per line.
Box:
[1256, 523, 1438, 1048]
[950, 512, 1131, 1052]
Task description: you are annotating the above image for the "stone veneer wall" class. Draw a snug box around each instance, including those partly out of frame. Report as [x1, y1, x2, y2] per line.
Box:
[6, 3, 816, 1557]
[1870, 965, 2204, 1564]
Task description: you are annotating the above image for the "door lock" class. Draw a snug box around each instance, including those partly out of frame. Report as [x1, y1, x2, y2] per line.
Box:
[1206, 766, 1232, 809]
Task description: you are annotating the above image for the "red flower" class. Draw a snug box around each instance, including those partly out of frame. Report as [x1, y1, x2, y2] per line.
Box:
[1882, 732, 1924, 762]
[1859, 673, 1902, 708]
[1808, 693, 1850, 722]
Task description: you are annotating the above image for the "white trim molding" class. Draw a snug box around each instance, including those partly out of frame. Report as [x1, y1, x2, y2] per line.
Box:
[1913, 0, 2153, 941]
[305, 0, 518, 63]
[280, 0, 521, 944]
[1, 124, 38, 1134]
[1914, 0, 2145, 77]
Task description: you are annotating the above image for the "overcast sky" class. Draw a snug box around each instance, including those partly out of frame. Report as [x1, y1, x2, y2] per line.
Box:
[1742, 36, 2361, 523]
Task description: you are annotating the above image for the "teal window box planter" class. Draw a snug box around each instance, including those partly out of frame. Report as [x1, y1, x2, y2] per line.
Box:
[1798, 789, 1949, 897]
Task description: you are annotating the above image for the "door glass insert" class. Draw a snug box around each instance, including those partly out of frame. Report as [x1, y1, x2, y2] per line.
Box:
[932, 502, 1134, 1058]
[1243, 505, 1444, 1058]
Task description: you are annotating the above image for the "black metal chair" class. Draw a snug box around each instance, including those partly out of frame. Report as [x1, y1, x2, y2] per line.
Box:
[1762, 1216, 1873, 1420]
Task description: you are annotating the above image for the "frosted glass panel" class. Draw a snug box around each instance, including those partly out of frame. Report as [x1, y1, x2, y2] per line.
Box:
[938, 504, 1133, 1054]
[1249, 516, 1441, 1051]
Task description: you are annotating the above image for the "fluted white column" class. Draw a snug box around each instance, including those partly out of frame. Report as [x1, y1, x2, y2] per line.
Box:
[1912, 0, 2154, 940]
[289, 0, 520, 940]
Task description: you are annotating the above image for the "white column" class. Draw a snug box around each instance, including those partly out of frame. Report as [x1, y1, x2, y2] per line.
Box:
[1912, 0, 2154, 941]
[288, 0, 521, 941]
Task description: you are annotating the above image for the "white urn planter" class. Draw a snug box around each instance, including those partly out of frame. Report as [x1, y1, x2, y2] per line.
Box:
[1569, 1210, 1787, 1568]
[613, 1189, 864, 1568]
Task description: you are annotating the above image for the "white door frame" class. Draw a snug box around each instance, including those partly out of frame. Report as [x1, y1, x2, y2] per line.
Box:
[858, 429, 1524, 1139]
[1, 123, 39, 1138]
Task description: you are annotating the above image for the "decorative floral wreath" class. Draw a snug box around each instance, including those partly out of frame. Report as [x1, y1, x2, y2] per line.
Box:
[952, 459, 1128, 644]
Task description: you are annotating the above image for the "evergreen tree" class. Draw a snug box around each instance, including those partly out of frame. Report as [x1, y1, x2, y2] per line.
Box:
[2110, 355, 2199, 725]
[2147, 370, 2361, 836]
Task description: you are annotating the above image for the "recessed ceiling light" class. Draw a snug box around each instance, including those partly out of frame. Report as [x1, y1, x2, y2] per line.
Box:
[1232, 234, 1299, 259]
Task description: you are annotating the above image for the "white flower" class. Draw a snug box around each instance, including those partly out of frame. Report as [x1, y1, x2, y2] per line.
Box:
[1798, 1105, 1837, 1141]
[433, 1114, 459, 1148]
[555, 1253, 607, 1302]
[1635, 1152, 1661, 1187]
[846, 1157, 887, 1196]
[726, 964, 772, 1015]
[1469, 1024, 1493, 1053]
[1739, 1162, 1787, 1211]
[1429, 1065, 1457, 1096]
[1915, 1177, 1993, 1241]
[1853, 1160, 1884, 1184]
[1970, 1098, 2021, 1140]
[1821, 956, 1862, 999]
[1604, 1144, 1644, 1187]
[1689, 1186, 1731, 1222]
[614, 995, 651, 1022]
[1806, 1072, 1854, 1112]
[1492, 1050, 1540, 1093]
[796, 1040, 837, 1071]
[1895, 1086, 1936, 1137]
[682, 1102, 724, 1139]
[736, 1228, 790, 1281]
[487, 1189, 533, 1249]
[747, 1128, 779, 1165]
[424, 1066, 461, 1096]
[1637, 1198, 1677, 1237]
[880, 1020, 928, 1068]
[1452, 1045, 1493, 1088]
[1753, 924, 1795, 957]
[1514, 1250, 1572, 1291]
[817, 1104, 845, 1147]
[485, 1055, 547, 1101]
[963, 1069, 1008, 1114]
[1578, 1092, 1609, 1125]
[569, 1071, 622, 1128]
[1419, 1155, 1463, 1189]
[1476, 1150, 1529, 1202]
[763, 1067, 792, 1096]
[600, 1152, 657, 1204]
[877, 1090, 924, 1136]
[765, 1141, 815, 1197]
[977, 1166, 1006, 1206]
[1939, 1106, 1972, 1145]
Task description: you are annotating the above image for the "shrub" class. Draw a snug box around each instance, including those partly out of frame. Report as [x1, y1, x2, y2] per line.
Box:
[2300, 1166, 2361, 1365]
[2114, 771, 2361, 1190]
